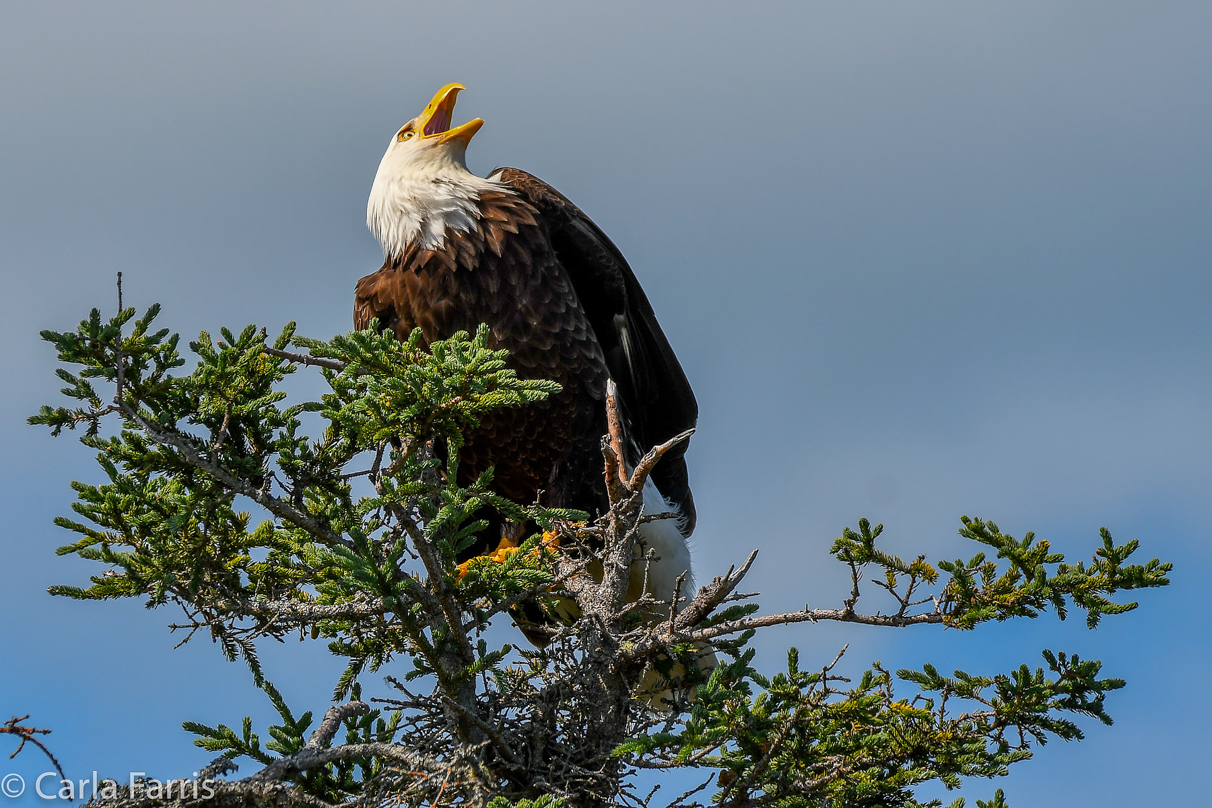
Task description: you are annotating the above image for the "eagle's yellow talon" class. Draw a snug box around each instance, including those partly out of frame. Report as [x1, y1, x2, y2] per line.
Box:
[456, 533, 534, 581]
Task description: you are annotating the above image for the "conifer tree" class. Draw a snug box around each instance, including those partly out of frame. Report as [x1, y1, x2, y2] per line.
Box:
[29, 293, 1172, 808]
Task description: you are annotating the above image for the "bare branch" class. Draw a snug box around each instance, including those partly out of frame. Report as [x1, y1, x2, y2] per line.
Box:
[606, 379, 629, 486]
[628, 428, 695, 493]
[686, 602, 945, 645]
[262, 345, 346, 371]
[439, 695, 522, 767]
[247, 741, 449, 784]
[305, 702, 370, 750]
[674, 551, 758, 631]
[1, 716, 65, 786]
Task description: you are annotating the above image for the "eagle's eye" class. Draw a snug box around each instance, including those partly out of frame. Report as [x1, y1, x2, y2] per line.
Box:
[398, 130, 414, 142]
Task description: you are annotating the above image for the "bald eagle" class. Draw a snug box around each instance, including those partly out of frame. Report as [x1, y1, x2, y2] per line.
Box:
[355, 84, 698, 610]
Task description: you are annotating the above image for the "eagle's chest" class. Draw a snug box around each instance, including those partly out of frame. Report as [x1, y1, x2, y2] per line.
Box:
[355, 211, 609, 500]
[393, 233, 602, 388]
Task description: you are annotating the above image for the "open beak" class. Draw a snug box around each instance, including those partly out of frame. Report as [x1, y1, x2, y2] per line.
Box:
[416, 83, 484, 145]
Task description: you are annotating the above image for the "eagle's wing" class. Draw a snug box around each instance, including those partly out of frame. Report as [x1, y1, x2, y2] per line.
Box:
[492, 167, 698, 533]
[353, 270, 395, 333]
[354, 246, 418, 338]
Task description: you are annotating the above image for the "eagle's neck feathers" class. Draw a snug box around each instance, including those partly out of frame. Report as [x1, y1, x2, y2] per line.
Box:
[367, 157, 507, 259]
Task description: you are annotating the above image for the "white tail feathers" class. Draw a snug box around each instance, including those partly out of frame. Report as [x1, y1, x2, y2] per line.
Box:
[629, 479, 694, 611]
[629, 481, 717, 710]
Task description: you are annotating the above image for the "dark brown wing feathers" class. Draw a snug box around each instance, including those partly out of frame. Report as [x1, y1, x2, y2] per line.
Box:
[492, 168, 697, 531]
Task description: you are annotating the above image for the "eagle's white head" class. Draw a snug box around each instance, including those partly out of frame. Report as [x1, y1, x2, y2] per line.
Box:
[367, 83, 503, 258]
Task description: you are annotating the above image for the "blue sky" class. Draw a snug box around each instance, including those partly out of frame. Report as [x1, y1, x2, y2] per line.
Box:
[1, 2, 1209, 805]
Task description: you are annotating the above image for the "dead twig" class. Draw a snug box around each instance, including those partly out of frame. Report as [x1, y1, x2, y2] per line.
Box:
[2, 716, 66, 787]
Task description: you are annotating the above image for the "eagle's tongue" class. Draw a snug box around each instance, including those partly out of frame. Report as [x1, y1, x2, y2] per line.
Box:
[425, 107, 451, 136]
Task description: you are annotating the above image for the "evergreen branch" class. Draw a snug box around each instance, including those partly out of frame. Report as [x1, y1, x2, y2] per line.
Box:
[114, 402, 352, 550]
[202, 597, 391, 625]
[32, 297, 1175, 808]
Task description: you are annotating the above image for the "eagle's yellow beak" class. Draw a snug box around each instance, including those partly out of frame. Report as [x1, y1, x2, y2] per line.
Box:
[414, 83, 484, 145]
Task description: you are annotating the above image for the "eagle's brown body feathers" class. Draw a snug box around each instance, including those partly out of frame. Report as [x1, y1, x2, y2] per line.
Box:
[355, 182, 610, 518]
[358, 166, 696, 564]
